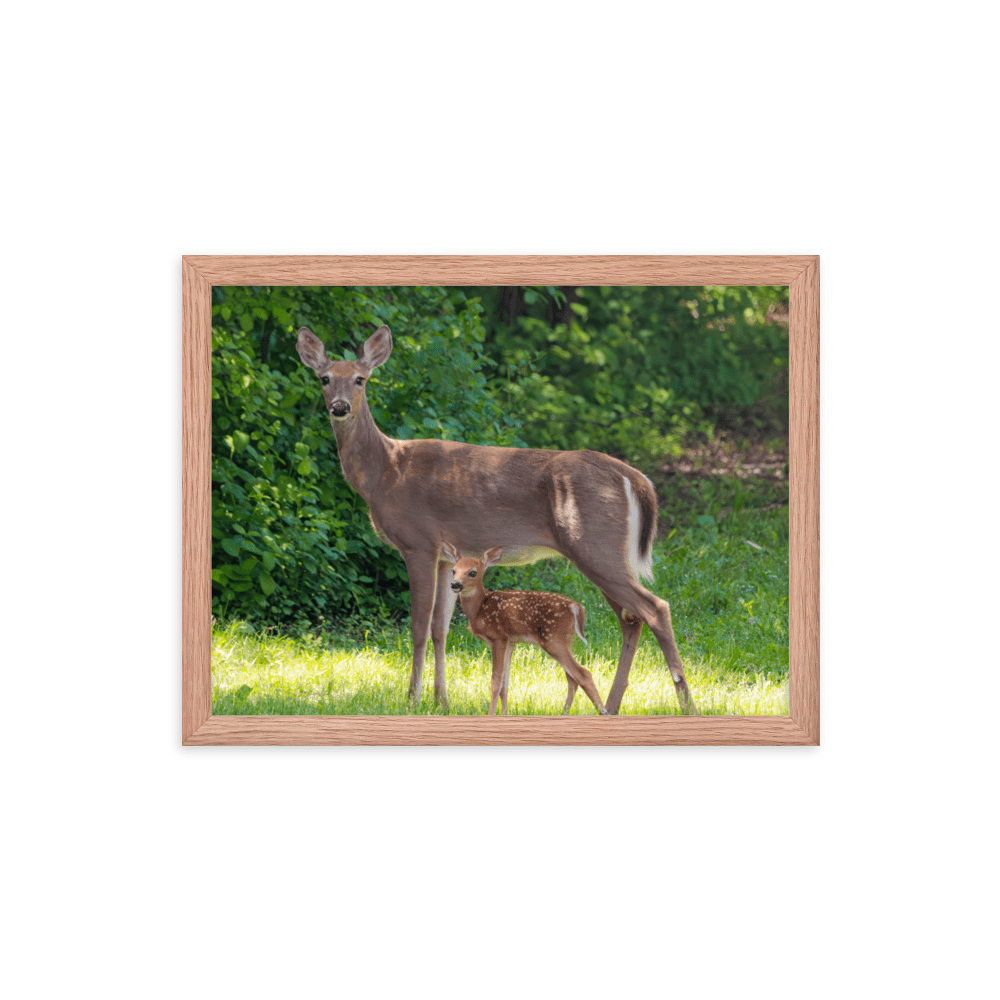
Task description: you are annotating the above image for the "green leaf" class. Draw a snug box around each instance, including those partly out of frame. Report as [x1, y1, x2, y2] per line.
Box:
[297, 459, 311, 476]
[259, 573, 276, 596]
[220, 537, 242, 557]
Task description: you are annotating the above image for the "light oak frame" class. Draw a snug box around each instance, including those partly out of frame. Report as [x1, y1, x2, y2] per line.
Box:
[183, 256, 819, 746]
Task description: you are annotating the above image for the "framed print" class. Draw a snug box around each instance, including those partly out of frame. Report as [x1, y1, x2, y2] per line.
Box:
[178, 251, 825, 758]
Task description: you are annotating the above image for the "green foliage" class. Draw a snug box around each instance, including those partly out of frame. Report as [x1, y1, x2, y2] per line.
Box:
[212, 282, 789, 631]
[476, 285, 788, 465]
[211, 285, 522, 624]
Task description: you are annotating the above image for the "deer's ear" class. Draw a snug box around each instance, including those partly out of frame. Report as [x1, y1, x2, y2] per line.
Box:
[440, 540, 460, 564]
[296, 327, 330, 371]
[357, 325, 392, 373]
[482, 547, 504, 569]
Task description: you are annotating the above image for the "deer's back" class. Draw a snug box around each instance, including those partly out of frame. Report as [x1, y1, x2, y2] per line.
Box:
[385, 440, 638, 502]
[470, 590, 580, 644]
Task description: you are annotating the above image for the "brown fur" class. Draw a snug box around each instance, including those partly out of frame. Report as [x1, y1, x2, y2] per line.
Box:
[441, 543, 606, 716]
[296, 325, 696, 715]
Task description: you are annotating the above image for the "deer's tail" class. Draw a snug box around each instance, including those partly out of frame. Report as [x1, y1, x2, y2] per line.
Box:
[622, 472, 657, 582]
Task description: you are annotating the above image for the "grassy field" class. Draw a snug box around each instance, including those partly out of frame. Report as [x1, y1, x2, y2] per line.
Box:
[212, 466, 789, 716]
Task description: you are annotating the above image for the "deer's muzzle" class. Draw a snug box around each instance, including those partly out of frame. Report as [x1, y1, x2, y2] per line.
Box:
[330, 401, 351, 418]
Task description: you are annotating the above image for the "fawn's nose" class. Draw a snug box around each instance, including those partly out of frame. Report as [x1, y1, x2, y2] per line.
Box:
[450, 581, 462, 592]
[330, 401, 350, 418]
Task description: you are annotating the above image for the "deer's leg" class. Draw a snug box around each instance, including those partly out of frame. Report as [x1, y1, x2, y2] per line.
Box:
[561, 674, 578, 714]
[573, 559, 696, 715]
[488, 639, 509, 716]
[403, 549, 441, 710]
[429, 559, 458, 710]
[544, 640, 607, 716]
[601, 591, 645, 716]
[602, 579, 696, 715]
[499, 642, 514, 715]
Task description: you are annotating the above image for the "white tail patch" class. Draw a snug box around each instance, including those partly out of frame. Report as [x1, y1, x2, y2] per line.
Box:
[623, 475, 654, 582]
[571, 604, 587, 645]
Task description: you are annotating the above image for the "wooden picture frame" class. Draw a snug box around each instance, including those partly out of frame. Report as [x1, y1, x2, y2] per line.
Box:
[183, 256, 819, 746]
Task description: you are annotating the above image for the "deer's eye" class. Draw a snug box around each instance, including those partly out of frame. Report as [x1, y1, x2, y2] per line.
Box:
[355, 376, 365, 386]
[321, 376, 330, 386]
[469, 570, 477, 578]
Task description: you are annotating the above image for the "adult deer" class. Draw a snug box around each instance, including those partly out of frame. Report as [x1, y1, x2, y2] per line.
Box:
[296, 324, 696, 715]
[440, 541, 606, 716]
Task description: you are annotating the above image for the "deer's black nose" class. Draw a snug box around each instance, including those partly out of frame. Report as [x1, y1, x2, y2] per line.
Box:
[330, 401, 350, 417]
[450, 582, 462, 592]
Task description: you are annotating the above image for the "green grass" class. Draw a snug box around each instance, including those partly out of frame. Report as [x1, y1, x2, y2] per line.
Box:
[212, 472, 789, 716]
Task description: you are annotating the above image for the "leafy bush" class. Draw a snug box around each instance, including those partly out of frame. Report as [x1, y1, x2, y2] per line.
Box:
[475, 285, 789, 465]
[211, 283, 788, 629]
[211, 286, 522, 625]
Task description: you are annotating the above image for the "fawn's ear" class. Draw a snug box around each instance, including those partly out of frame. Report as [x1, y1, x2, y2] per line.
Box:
[482, 546, 504, 569]
[357, 325, 392, 373]
[296, 327, 330, 371]
[440, 540, 460, 564]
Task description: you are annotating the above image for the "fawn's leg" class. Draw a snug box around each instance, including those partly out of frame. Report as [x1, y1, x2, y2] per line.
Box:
[562, 673, 578, 714]
[545, 641, 607, 715]
[488, 639, 509, 716]
[499, 642, 514, 715]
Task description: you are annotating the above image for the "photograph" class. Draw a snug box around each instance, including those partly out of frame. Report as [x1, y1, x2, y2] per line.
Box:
[207, 281, 792, 719]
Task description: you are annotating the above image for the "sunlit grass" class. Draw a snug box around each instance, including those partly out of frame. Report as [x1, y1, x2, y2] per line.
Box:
[212, 495, 789, 716]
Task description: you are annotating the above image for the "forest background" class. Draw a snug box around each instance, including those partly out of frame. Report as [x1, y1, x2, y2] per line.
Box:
[211, 283, 789, 630]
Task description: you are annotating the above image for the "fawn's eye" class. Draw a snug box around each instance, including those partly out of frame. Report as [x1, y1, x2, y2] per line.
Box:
[355, 376, 364, 386]
[469, 570, 477, 578]
[321, 376, 330, 385]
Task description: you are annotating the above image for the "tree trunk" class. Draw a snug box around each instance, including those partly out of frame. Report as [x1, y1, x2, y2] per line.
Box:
[497, 286, 525, 326]
[557, 286, 578, 326]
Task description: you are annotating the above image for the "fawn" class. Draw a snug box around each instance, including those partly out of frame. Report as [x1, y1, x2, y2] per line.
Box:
[440, 541, 608, 716]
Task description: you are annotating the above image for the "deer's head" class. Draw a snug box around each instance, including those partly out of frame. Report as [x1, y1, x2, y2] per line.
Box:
[296, 325, 392, 423]
[440, 541, 503, 594]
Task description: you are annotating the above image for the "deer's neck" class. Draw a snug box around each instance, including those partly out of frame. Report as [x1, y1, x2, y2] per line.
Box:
[331, 399, 394, 501]
[459, 585, 489, 625]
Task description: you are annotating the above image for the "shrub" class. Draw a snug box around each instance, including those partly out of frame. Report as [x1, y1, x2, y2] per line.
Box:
[211, 285, 522, 624]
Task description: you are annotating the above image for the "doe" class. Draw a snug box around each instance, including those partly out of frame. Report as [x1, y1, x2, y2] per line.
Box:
[296, 324, 696, 715]
[441, 541, 608, 716]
